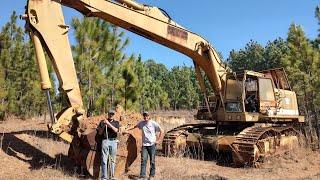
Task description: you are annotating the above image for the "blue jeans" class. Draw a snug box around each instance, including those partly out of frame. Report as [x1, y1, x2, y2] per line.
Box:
[101, 139, 117, 180]
[140, 144, 156, 178]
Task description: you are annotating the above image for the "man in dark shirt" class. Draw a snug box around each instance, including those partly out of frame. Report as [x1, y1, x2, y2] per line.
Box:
[97, 109, 120, 180]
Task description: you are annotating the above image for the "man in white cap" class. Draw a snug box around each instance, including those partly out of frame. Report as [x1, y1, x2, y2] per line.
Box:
[125, 111, 164, 179]
[97, 109, 120, 180]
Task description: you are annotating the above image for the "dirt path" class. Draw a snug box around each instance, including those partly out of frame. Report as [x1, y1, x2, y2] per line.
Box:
[0, 118, 319, 180]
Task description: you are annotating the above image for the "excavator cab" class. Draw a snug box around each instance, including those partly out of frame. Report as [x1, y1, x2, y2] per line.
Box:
[218, 68, 303, 123]
[224, 76, 244, 113]
[196, 68, 302, 123]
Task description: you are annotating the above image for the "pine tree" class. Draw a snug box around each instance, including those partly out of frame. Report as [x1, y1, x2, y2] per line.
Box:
[120, 55, 138, 110]
[228, 39, 288, 72]
[264, 38, 288, 68]
[72, 17, 107, 115]
[166, 66, 181, 110]
[165, 66, 200, 110]
[144, 60, 170, 110]
[71, 17, 129, 115]
[315, 6, 320, 47]
[283, 24, 320, 130]
[107, 26, 129, 109]
[0, 11, 47, 119]
[0, 57, 6, 119]
[134, 54, 149, 112]
[179, 66, 199, 109]
[315, 5, 320, 144]
[227, 40, 265, 71]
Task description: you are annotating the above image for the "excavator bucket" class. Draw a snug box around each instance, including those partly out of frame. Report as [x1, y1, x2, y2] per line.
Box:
[123, 128, 142, 173]
[68, 119, 141, 178]
[113, 128, 142, 177]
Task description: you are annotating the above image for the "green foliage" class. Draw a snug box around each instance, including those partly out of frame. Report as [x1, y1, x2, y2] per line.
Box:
[316, 6, 320, 37]
[0, 11, 47, 119]
[165, 66, 199, 110]
[120, 55, 138, 110]
[264, 38, 289, 68]
[0, 60, 6, 119]
[283, 24, 320, 119]
[71, 17, 129, 115]
[314, 6, 320, 47]
[134, 54, 148, 112]
[227, 39, 287, 71]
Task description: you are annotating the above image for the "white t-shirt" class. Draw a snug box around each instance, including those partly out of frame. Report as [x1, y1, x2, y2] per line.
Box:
[137, 120, 161, 146]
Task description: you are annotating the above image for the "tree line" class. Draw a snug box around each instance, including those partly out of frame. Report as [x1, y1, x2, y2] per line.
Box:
[0, 5, 319, 139]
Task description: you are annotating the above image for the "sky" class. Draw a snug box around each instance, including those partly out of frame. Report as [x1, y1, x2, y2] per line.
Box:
[0, 0, 319, 68]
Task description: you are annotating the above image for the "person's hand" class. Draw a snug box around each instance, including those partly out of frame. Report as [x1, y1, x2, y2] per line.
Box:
[104, 120, 111, 127]
[155, 140, 161, 145]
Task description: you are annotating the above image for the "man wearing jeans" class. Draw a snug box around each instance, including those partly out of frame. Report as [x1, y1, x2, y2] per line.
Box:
[126, 111, 164, 179]
[97, 110, 120, 180]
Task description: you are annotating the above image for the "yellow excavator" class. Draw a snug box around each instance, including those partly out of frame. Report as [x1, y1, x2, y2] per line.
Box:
[22, 0, 304, 177]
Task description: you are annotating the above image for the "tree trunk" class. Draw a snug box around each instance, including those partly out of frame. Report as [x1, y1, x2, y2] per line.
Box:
[111, 76, 115, 108]
[124, 82, 127, 111]
[311, 91, 320, 149]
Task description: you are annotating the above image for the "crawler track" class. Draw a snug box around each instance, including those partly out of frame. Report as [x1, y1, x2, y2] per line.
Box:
[163, 123, 301, 167]
[162, 123, 213, 156]
[163, 128, 187, 156]
[232, 126, 300, 166]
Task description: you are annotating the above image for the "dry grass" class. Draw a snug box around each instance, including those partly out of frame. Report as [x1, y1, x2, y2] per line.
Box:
[123, 148, 320, 180]
[0, 115, 319, 180]
[0, 117, 78, 180]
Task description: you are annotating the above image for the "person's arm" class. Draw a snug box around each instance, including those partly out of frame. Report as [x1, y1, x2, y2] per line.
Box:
[122, 122, 140, 134]
[154, 122, 164, 145]
[156, 127, 164, 145]
[105, 120, 119, 133]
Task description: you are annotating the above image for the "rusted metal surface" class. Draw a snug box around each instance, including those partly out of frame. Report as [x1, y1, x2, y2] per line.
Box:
[163, 129, 187, 156]
[167, 25, 188, 44]
[231, 126, 300, 167]
[162, 122, 301, 167]
[66, 111, 142, 178]
[123, 128, 141, 172]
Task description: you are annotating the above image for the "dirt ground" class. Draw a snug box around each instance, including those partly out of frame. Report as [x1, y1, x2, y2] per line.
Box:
[0, 116, 319, 180]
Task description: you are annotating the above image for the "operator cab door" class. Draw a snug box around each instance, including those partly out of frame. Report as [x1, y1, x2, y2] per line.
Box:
[225, 79, 243, 112]
[258, 78, 276, 114]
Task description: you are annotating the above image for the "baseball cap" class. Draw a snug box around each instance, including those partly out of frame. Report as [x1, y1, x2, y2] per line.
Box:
[108, 109, 115, 115]
[142, 111, 149, 116]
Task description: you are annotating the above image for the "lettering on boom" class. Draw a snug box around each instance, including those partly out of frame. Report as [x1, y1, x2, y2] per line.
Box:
[167, 26, 188, 44]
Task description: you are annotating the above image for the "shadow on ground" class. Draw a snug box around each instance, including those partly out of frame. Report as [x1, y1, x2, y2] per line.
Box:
[0, 130, 77, 176]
